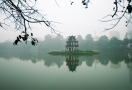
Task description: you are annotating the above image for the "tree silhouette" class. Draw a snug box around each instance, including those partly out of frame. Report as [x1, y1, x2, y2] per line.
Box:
[96, 35, 109, 51]
[0, 0, 132, 45]
[0, 0, 58, 45]
[85, 34, 94, 50]
[99, 0, 132, 31]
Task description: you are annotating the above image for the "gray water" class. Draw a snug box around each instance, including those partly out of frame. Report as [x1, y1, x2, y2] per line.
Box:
[0, 51, 132, 90]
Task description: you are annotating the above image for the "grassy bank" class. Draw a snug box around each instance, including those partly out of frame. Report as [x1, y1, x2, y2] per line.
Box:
[48, 51, 100, 56]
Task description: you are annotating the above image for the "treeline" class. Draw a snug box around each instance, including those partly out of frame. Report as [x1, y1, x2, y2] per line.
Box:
[0, 34, 132, 52]
[78, 34, 132, 52]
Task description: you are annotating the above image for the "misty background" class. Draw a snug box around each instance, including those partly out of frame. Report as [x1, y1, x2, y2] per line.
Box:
[0, 0, 132, 43]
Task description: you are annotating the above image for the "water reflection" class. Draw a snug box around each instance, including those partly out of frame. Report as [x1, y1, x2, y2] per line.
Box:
[0, 51, 132, 90]
[110, 62, 121, 69]
[0, 51, 132, 67]
[127, 62, 132, 84]
[66, 56, 79, 72]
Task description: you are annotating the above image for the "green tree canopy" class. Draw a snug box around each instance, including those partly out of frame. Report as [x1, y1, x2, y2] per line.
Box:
[85, 34, 94, 42]
[96, 35, 109, 51]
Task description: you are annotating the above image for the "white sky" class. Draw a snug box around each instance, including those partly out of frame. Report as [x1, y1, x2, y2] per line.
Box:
[0, 0, 131, 42]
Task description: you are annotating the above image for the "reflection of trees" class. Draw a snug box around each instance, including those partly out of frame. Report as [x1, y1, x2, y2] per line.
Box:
[109, 52, 124, 64]
[84, 56, 94, 66]
[43, 55, 64, 68]
[0, 51, 65, 68]
[94, 53, 110, 66]
[0, 51, 132, 68]
[127, 62, 132, 84]
[124, 53, 132, 64]
[93, 51, 132, 65]
[66, 56, 79, 72]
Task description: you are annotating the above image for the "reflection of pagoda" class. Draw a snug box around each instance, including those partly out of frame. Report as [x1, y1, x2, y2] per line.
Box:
[66, 56, 79, 72]
[66, 36, 79, 51]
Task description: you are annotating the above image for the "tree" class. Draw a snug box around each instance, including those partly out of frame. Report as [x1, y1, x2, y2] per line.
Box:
[85, 34, 94, 41]
[0, 0, 58, 45]
[76, 35, 84, 50]
[0, 0, 132, 45]
[85, 34, 94, 50]
[110, 37, 120, 46]
[44, 34, 54, 51]
[99, 0, 132, 31]
[76, 35, 83, 41]
[109, 37, 123, 51]
[53, 35, 65, 50]
[98, 35, 109, 42]
[96, 35, 109, 51]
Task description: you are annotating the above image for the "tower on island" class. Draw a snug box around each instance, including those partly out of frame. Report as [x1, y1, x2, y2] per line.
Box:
[66, 36, 79, 51]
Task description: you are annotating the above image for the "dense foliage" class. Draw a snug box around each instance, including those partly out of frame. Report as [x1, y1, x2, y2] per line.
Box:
[0, 34, 132, 52]
[0, 34, 132, 69]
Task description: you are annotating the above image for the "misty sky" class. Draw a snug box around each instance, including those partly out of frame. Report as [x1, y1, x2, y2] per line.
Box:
[0, 0, 132, 42]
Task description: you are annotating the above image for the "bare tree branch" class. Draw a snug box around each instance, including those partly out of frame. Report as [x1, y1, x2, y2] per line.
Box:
[100, 0, 132, 31]
[0, 0, 60, 45]
[0, 0, 132, 45]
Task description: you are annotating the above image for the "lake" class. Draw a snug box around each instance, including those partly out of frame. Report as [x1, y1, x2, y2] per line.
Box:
[0, 51, 132, 90]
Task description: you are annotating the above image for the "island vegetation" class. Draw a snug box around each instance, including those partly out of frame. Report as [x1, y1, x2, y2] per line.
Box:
[48, 35, 99, 56]
[48, 50, 99, 56]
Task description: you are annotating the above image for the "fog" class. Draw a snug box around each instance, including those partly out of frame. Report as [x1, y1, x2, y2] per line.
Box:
[0, 0, 130, 42]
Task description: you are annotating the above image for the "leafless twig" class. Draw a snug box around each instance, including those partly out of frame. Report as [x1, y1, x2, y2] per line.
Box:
[0, 0, 60, 45]
[100, 0, 132, 31]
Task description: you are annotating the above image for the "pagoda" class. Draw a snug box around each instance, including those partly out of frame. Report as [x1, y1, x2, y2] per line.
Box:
[66, 36, 79, 51]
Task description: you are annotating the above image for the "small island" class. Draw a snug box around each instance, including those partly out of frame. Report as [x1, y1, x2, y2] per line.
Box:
[48, 50, 99, 56]
[48, 36, 99, 56]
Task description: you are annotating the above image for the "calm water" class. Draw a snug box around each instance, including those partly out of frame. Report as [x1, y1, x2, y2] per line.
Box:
[0, 51, 132, 90]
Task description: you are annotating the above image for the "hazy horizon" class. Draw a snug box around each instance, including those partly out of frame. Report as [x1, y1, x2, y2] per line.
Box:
[0, 0, 131, 42]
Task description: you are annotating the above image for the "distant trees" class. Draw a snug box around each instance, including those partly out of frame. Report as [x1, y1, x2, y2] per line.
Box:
[76, 35, 84, 50]
[38, 34, 65, 51]
[78, 34, 132, 51]
[109, 37, 122, 50]
[0, 34, 132, 52]
[96, 35, 109, 51]
[1, 34, 132, 67]
[84, 34, 94, 50]
[77, 34, 132, 51]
